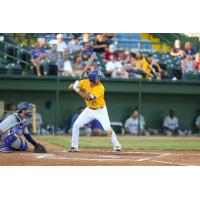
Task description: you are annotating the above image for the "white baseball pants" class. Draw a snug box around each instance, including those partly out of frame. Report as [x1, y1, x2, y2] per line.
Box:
[71, 106, 121, 149]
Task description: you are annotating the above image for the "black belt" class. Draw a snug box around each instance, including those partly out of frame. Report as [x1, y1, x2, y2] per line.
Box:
[89, 107, 104, 110]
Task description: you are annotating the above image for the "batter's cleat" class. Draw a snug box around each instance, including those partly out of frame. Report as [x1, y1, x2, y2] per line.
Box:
[0, 147, 12, 153]
[69, 147, 78, 152]
[115, 147, 122, 155]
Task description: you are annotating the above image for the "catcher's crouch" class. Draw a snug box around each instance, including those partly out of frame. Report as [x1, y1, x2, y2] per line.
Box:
[0, 102, 46, 153]
[70, 70, 122, 154]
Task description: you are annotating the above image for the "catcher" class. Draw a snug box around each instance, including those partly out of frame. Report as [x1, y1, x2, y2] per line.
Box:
[0, 102, 46, 153]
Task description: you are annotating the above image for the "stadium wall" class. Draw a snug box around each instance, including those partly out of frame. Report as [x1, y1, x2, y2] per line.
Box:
[0, 76, 200, 133]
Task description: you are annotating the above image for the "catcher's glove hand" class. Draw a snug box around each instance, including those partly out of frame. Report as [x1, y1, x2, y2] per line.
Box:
[34, 143, 47, 153]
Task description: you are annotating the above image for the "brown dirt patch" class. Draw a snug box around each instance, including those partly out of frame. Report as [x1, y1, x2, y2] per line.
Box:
[1, 138, 200, 166]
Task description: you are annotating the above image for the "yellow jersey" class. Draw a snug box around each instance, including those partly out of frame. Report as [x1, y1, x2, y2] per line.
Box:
[79, 79, 106, 109]
[134, 58, 152, 78]
[134, 58, 150, 72]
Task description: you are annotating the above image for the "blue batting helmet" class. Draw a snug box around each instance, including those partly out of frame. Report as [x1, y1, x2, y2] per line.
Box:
[88, 71, 104, 83]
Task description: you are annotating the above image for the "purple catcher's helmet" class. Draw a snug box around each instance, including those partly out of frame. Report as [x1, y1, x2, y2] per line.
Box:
[88, 71, 105, 83]
[17, 102, 33, 118]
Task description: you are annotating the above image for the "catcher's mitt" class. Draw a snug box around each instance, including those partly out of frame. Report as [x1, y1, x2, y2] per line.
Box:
[34, 143, 47, 153]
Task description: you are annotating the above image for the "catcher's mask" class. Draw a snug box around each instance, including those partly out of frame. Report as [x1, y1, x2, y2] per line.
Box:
[17, 102, 33, 118]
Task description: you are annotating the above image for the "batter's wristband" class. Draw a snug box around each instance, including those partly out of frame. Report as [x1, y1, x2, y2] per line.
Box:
[73, 88, 80, 93]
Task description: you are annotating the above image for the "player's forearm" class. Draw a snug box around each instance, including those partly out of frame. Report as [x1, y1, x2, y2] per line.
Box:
[23, 134, 37, 146]
[77, 90, 90, 100]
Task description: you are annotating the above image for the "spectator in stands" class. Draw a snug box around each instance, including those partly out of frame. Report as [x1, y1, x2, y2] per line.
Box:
[195, 114, 200, 134]
[49, 34, 68, 54]
[93, 34, 109, 53]
[123, 54, 143, 79]
[86, 63, 98, 74]
[163, 108, 189, 136]
[42, 44, 60, 75]
[105, 55, 129, 78]
[170, 39, 184, 57]
[146, 54, 169, 79]
[57, 53, 76, 77]
[118, 51, 126, 63]
[81, 33, 90, 43]
[103, 44, 117, 62]
[124, 110, 150, 136]
[31, 41, 47, 76]
[145, 54, 162, 79]
[72, 54, 83, 77]
[81, 41, 94, 61]
[3, 103, 16, 120]
[68, 35, 81, 52]
[181, 55, 195, 74]
[103, 33, 115, 44]
[135, 51, 154, 79]
[184, 42, 196, 58]
[194, 53, 200, 71]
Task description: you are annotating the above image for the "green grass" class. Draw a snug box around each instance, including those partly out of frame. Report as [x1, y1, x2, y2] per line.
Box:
[41, 136, 200, 150]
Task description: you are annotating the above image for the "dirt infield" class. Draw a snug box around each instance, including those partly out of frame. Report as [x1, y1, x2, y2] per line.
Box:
[1, 138, 200, 166]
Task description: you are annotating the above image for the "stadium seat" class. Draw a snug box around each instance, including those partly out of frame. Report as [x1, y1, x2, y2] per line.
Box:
[110, 122, 124, 135]
[6, 63, 22, 75]
[48, 64, 58, 76]
[0, 57, 8, 74]
[182, 72, 200, 80]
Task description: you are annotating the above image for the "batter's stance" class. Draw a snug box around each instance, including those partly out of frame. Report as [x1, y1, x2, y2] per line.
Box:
[0, 102, 46, 153]
[69, 71, 122, 154]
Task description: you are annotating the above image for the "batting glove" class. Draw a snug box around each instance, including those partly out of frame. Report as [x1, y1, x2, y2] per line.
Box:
[73, 80, 80, 93]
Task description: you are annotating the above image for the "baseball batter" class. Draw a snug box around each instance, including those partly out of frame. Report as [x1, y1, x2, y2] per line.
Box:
[69, 70, 122, 154]
[0, 102, 46, 153]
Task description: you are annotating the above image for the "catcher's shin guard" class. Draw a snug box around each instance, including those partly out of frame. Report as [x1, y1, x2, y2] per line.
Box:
[0, 146, 12, 153]
[19, 138, 28, 151]
[2, 134, 18, 148]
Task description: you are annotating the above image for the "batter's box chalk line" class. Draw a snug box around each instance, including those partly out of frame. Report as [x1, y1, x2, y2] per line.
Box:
[32, 150, 200, 166]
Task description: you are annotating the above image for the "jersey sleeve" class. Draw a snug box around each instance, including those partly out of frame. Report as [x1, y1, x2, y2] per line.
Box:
[78, 80, 85, 90]
[124, 118, 130, 128]
[0, 115, 15, 133]
[140, 120, 144, 129]
[163, 117, 168, 127]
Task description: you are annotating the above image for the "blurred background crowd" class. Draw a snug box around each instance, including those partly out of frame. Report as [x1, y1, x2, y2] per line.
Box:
[0, 33, 200, 80]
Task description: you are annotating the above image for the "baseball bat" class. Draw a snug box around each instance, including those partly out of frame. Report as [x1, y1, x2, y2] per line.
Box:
[79, 52, 96, 80]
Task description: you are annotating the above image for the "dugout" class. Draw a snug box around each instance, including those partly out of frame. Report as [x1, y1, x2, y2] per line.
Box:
[0, 75, 200, 134]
